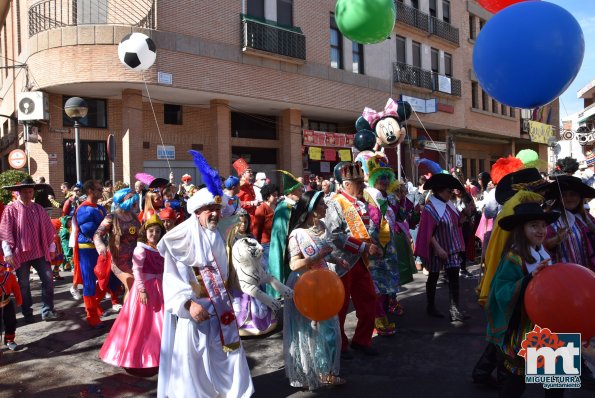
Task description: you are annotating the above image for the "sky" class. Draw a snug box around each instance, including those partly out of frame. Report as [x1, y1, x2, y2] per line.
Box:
[549, 0, 595, 124]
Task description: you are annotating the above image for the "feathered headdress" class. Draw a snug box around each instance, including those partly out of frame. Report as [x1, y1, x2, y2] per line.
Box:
[490, 156, 524, 185]
[189, 150, 223, 199]
[276, 170, 302, 195]
[135, 172, 155, 186]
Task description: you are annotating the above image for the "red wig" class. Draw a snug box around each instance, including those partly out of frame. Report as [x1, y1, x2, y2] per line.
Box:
[490, 156, 524, 185]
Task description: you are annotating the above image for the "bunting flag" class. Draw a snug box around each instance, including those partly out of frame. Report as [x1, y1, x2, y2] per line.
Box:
[308, 146, 322, 160]
[338, 149, 352, 162]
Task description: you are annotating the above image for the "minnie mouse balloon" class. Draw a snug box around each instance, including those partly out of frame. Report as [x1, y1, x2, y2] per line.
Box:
[335, 0, 396, 44]
[473, 2, 584, 109]
[478, 0, 537, 14]
[117, 33, 157, 71]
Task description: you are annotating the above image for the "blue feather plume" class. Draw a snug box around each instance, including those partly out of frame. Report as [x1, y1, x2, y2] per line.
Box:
[188, 150, 223, 198]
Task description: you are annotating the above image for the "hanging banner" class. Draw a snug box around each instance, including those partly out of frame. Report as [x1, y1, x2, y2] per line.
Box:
[308, 147, 322, 160]
[323, 148, 337, 161]
[338, 149, 352, 162]
[528, 121, 553, 144]
[304, 130, 353, 148]
[303, 130, 326, 146]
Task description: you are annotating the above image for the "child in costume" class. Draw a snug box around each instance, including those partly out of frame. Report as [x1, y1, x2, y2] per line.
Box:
[0, 262, 22, 350]
[50, 219, 65, 280]
[485, 202, 563, 397]
[99, 215, 165, 373]
[414, 173, 467, 322]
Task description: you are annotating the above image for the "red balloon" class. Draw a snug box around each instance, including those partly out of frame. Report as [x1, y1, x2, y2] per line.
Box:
[293, 269, 345, 321]
[525, 263, 595, 340]
[478, 0, 537, 14]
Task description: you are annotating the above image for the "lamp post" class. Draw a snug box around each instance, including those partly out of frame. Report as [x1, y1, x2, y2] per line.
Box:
[64, 97, 88, 184]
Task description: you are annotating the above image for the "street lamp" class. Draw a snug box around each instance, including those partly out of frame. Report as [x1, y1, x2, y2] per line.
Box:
[64, 97, 88, 184]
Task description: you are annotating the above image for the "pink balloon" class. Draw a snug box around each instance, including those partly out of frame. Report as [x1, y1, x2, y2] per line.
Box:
[478, 0, 538, 14]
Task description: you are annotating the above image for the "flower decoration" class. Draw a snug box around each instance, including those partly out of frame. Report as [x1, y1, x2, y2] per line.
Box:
[517, 325, 565, 368]
[220, 311, 236, 326]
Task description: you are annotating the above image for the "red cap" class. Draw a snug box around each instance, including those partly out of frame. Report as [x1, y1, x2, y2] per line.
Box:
[233, 158, 251, 176]
[159, 206, 177, 221]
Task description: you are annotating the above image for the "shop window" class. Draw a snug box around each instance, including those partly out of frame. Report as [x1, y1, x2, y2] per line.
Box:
[231, 112, 277, 140]
[164, 104, 182, 125]
[309, 120, 338, 133]
[62, 96, 108, 128]
[232, 147, 277, 165]
[63, 139, 109, 184]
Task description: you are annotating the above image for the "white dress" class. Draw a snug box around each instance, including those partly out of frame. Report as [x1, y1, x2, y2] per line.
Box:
[157, 216, 254, 398]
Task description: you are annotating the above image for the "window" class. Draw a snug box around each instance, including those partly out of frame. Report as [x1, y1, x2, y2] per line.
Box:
[444, 52, 452, 76]
[509, 107, 516, 118]
[16, 0, 22, 54]
[3, 23, 7, 77]
[309, 120, 338, 133]
[470, 159, 477, 179]
[352, 42, 364, 74]
[231, 112, 277, 140]
[471, 82, 479, 109]
[277, 0, 293, 26]
[164, 104, 182, 125]
[76, 0, 108, 24]
[63, 139, 109, 184]
[431, 48, 439, 73]
[501, 104, 507, 116]
[492, 99, 498, 114]
[479, 159, 485, 174]
[442, 0, 450, 24]
[62, 97, 108, 128]
[247, 0, 265, 18]
[469, 15, 476, 40]
[330, 15, 343, 69]
[429, 0, 437, 17]
[482, 90, 489, 111]
[410, 0, 419, 9]
[396, 35, 406, 63]
[412, 41, 421, 68]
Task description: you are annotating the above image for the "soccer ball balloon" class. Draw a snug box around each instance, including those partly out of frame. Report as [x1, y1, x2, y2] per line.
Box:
[117, 33, 156, 71]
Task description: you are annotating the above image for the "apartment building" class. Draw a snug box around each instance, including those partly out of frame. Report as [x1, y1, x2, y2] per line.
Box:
[0, 0, 558, 189]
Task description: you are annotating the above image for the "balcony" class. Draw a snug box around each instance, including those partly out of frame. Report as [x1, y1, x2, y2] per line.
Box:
[29, 0, 155, 37]
[395, 1, 459, 45]
[241, 14, 306, 63]
[393, 62, 461, 96]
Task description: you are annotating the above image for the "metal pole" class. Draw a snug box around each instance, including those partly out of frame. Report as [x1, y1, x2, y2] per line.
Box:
[24, 124, 30, 175]
[111, 160, 115, 183]
[75, 120, 81, 183]
[397, 143, 402, 181]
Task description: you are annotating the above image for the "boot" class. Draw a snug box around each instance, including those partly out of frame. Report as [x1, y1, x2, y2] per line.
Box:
[447, 268, 469, 322]
[426, 272, 444, 318]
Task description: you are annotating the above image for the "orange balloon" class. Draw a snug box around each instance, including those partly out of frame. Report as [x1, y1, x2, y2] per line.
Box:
[525, 263, 595, 340]
[293, 268, 345, 321]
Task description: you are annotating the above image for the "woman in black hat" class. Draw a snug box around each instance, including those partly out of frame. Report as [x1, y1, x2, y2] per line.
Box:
[486, 202, 561, 397]
[413, 173, 468, 322]
[544, 175, 595, 272]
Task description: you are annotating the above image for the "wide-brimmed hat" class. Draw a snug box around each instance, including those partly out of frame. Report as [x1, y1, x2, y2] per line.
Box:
[495, 168, 551, 205]
[545, 175, 595, 199]
[2, 176, 49, 191]
[423, 173, 464, 192]
[498, 202, 559, 231]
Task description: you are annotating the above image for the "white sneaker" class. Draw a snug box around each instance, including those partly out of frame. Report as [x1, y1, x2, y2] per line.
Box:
[111, 304, 123, 313]
[70, 286, 82, 300]
[6, 341, 18, 351]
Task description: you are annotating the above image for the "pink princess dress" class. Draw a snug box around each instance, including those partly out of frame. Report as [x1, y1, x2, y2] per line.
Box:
[99, 242, 164, 370]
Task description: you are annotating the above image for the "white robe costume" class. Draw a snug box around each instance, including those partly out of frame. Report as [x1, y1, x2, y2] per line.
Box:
[157, 214, 254, 398]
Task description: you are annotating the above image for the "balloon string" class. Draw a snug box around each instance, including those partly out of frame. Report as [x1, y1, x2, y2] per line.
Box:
[553, 173, 569, 229]
[142, 73, 173, 175]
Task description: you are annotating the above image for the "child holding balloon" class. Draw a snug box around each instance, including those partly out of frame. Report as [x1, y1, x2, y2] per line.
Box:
[284, 190, 348, 390]
[485, 201, 564, 397]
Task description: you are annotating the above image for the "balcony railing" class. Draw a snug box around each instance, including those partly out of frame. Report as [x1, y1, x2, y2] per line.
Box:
[395, 1, 459, 45]
[393, 62, 461, 96]
[241, 14, 306, 61]
[29, 0, 155, 37]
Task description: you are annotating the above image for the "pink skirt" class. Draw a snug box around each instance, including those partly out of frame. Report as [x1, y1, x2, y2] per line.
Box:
[99, 278, 164, 368]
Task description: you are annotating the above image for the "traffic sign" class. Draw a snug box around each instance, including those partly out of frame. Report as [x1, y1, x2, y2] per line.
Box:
[8, 149, 27, 169]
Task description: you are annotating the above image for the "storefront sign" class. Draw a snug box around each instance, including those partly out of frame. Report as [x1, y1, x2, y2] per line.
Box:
[157, 145, 175, 160]
[528, 121, 553, 145]
[158, 71, 173, 85]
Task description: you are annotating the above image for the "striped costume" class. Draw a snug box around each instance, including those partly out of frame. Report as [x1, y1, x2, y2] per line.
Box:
[546, 209, 595, 271]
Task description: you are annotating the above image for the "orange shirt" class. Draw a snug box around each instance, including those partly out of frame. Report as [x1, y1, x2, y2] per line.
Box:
[252, 202, 274, 244]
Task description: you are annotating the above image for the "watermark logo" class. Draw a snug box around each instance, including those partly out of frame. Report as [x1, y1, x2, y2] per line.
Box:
[518, 325, 581, 389]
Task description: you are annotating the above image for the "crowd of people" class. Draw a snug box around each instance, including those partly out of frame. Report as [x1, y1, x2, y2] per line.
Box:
[0, 151, 594, 397]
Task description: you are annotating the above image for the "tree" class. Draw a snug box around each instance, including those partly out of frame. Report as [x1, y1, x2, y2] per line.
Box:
[0, 170, 28, 204]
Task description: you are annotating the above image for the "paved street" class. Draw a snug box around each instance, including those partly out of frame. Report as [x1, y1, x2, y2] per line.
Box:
[1, 264, 593, 398]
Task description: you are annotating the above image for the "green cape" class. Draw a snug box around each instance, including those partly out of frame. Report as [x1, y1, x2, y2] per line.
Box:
[267, 200, 294, 298]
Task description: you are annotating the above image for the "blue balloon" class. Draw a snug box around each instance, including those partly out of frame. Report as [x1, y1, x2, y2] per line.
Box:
[473, 2, 584, 109]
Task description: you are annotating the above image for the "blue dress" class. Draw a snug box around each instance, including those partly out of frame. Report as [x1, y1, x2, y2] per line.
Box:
[283, 225, 341, 390]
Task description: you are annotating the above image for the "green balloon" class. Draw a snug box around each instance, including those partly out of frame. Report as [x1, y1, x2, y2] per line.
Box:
[335, 0, 396, 44]
[516, 149, 539, 166]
